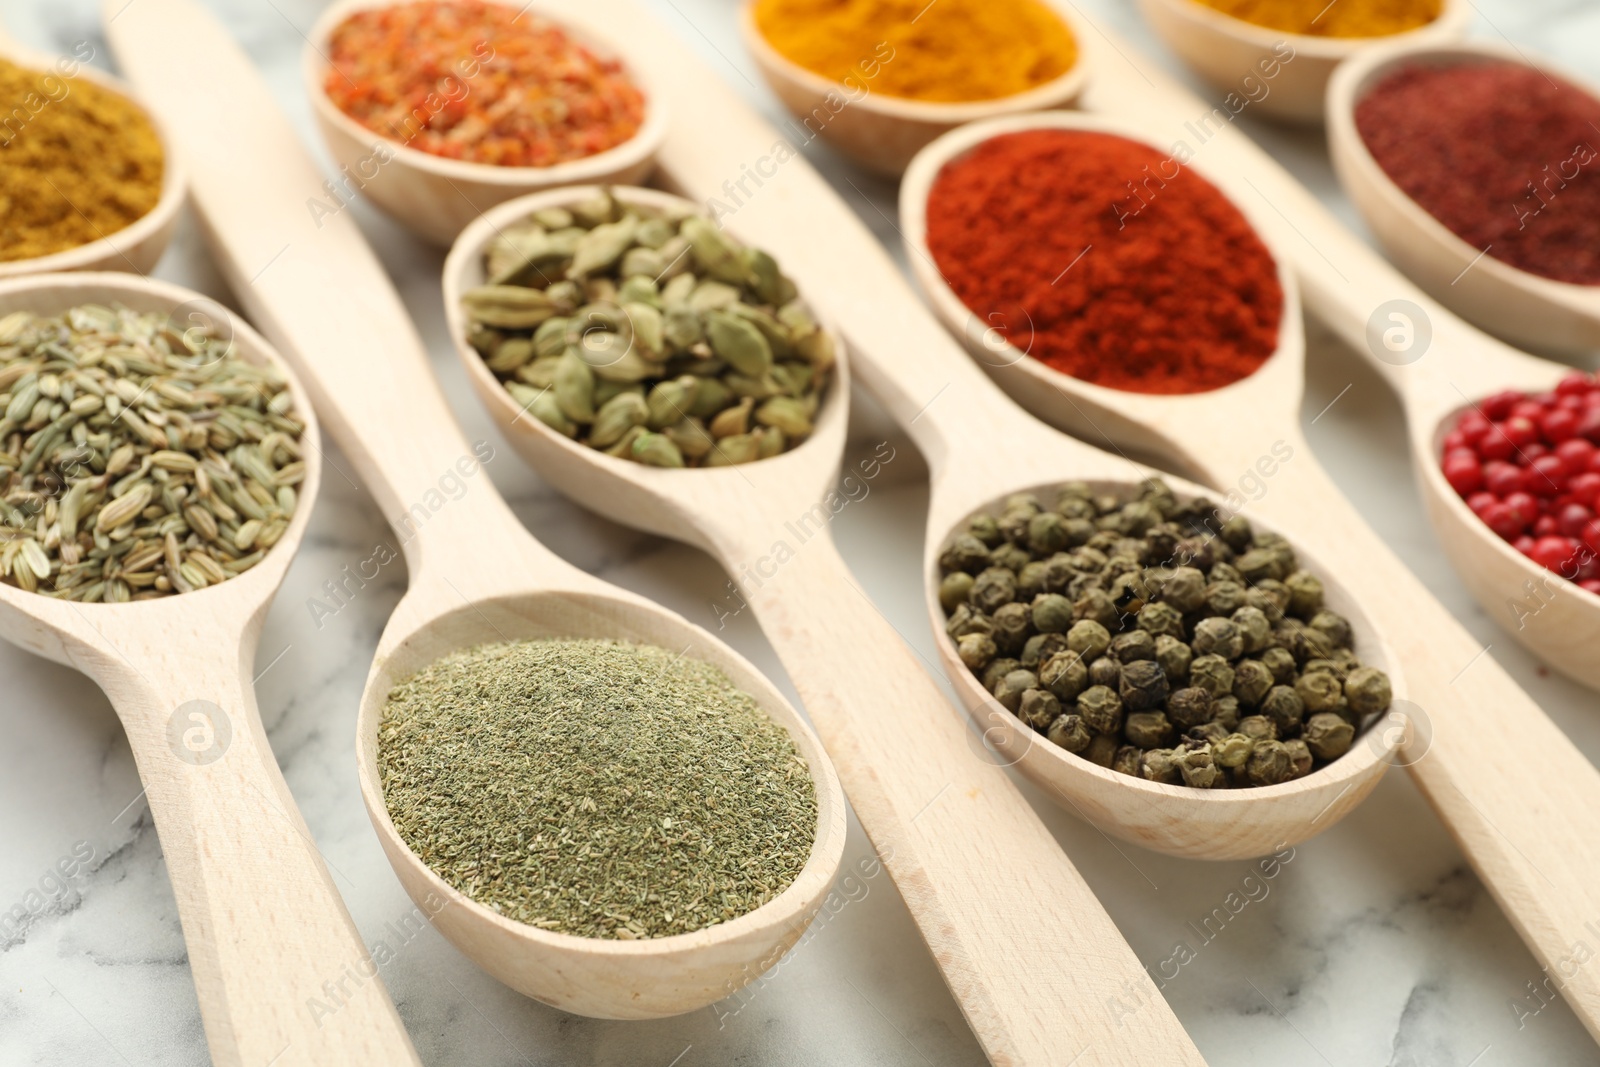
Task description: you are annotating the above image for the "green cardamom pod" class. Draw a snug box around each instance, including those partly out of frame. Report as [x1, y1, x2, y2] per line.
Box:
[654, 236, 693, 283]
[620, 247, 663, 280]
[603, 424, 647, 458]
[624, 302, 667, 361]
[724, 371, 782, 399]
[461, 286, 559, 329]
[756, 396, 813, 437]
[647, 376, 700, 429]
[485, 338, 535, 373]
[706, 432, 760, 467]
[798, 328, 837, 372]
[618, 276, 661, 310]
[533, 316, 572, 359]
[516, 356, 563, 389]
[780, 361, 814, 398]
[487, 226, 569, 286]
[583, 277, 619, 305]
[681, 216, 751, 285]
[576, 333, 654, 382]
[466, 322, 501, 357]
[706, 310, 773, 377]
[554, 349, 596, 422]
[688, 279, 741, 313]
[589, 392, 649, 447]
[571, 190, 621, 228]
[593, 380, 644, 407]
[687, 377, 731, 419]
[660, 269, 696, 304]
[663, 303, 703, 351]
[544, 280, 583, 310]
[631, 431, 686, 468]
[566, 216, 639, 280]
[743, 247, 785, 306]
[728, 302, 795, 359]
[531, 207, 574, 230]
[664, 417, 714, 460]
[709, 396, 753, 438]
[756, 425, 786, 459]
[636, 216, 675, 249]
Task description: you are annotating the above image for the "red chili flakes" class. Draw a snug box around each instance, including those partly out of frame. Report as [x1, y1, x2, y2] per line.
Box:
[323, 0, 647, 168]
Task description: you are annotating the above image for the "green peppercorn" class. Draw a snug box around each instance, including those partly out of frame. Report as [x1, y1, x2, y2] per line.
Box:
[1040, 650, 1089, 702]
[1141, 748, 1181, 784]
[1231, 606, 1271, 654]
[1344, 666, 1392, 717]
[1072, 590, 1119, 630]
[1237, 715, 1279, 742]
[1119, 660, 1169, 711]
[1154, 634, 1192, 683]
[1232, 659, 1274, 708]
[1204, 580, 1247, 617]
[1047, 713, 1092, 753]
[970, 567, 1016, 613]
[1192, 617, 1243, 660]
[1283, 738, 1313, 778]
[1083, 734, 1119, 767]
[1174, 740, 1220, 787]
[1309, 610, 1353, 649]
[1246, 739, 1295, 786]
[990, 542, 1031, 574]
[1158, 566, 1207, 613]
[1018, 688, 1062, 731]
[1165, 686, 1214, 728]
[1027, 511, 1071, 555]
[939, 572, 975, 613]
[1303, 713, 1354, 760]
[1295, 670, 1342, 713]
[1076, 685, 1124, 735]
[940, 533, 991, 574]
[1220, 515, 1253, 551]
[1136, 601, 1186, 640]
[1187, 721, 1229, 744]
[1110, 629, 1156, 664]
[956, 633, 996, 672]
[1285, 569, 1324, 619]
[1247, 580, 1291, 621]
[1212, 695, 1241, 731]
[1016, 561, 1051, 600]
[993, 669, 1038, 712]
[945, 604, 992, 639]
[1260, 685, 1305, 732]
[991, 602, 1033, 655]
[1020, 632, 1069, 670]
[1042, 553, 1077, 592]
[1112, 744, 1144, 777]
[1189, 654, 1235, 698]
[1258, 645, 1296, 684]
[1235, 547, 1283, 583]
[1032, 593, 1073, 634]
[967, 513, 1003, 547]
[1213, 733, 1254, 769]
[1066, 619, 1111, 660]
[1056, 495, 1096, 521]
[1123, 710, 1173, 749]
[1089, 656, 1121, 689]
[982, 657, 1021, 693]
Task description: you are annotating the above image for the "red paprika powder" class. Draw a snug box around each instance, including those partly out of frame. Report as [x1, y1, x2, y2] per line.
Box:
[1355, 61, 1600, 286]
[922, 129, 1282, 395]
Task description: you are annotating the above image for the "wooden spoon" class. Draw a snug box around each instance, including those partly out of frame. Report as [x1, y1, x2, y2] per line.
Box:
[104, 0, 846, 1022]
[1135, 0, 1471, 123]
[301, 0, 666, 246]
[1327, 39, 1600, 355]
[0, 25, 183, 278]
[440, 189, 1215, 1060]
[0, 272, 419, 1066]
[736, 0, 1089, 176]
[899, 107, 1600, 1038]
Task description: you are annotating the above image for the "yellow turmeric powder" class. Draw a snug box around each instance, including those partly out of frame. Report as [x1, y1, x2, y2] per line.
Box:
[753, 0, 1078, 104]
[0, 57, 164, 262]
[1191, 0, 1441, 38]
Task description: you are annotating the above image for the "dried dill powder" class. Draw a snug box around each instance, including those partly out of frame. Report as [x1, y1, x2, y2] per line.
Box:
[378, 638, 818, 940]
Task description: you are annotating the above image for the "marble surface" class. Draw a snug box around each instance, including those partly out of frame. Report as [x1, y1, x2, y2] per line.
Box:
[3, 0, 1600, 1064]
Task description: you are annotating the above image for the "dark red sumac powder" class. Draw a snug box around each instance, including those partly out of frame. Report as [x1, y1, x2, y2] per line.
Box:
[922, 129, 1282, 395]
[1355, 61, 1600, 285]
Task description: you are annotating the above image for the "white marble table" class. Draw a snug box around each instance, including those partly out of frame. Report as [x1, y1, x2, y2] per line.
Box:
[3, 0, 1599, 1063]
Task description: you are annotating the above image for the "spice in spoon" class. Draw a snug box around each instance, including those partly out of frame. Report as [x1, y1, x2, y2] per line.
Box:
[1189, 0, 1441, 37]
[0, 57, 164, 262]
[1440, 373, 1600, 594]
[323, 0, 646, 168]
[1355, 60, 1600, 285]
[0, 305, 305, 600]
[924, 129, 1282, 394]
[462, 188, 834, 468]
[938, 479, 1391, 788]
[753, 0, 1078, 103]
[378, 638, 818, 939]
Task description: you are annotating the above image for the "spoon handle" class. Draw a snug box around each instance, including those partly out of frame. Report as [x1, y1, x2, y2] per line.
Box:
[700, 520, 1206, 1066]
[99, 639, 419, 1066]
[1165, 412, 1600, 1036]
[99, 0, 582, 600]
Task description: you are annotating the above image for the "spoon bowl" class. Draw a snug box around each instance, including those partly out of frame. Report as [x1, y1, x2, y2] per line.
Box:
[737, 0, 1090, 177]
[1327, 40, 1600, 355]
[303, 0, 668, 246]
[355, 584, 845, 1020]
[1136, 0, 1471, 123]
[0, 35, 183, 278]
[0, 272, 422, 1065]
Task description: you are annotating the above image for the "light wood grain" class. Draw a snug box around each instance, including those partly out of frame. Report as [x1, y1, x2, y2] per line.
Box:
[0, 36, 183, 278]
[737, 3, 1089, 177]
[301, 0, 666, 246]
[442, 184, 1213, 1066]
[883, 39, 1600, 1042]
[0, 273, 419, 1067]
[104, 0, 847, 1022]
[1136, 0, 1471, 122]
[1326, 39, 1600, 354]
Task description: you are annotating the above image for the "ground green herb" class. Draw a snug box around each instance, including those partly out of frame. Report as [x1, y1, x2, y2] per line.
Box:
[378, 638, 818, 940]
